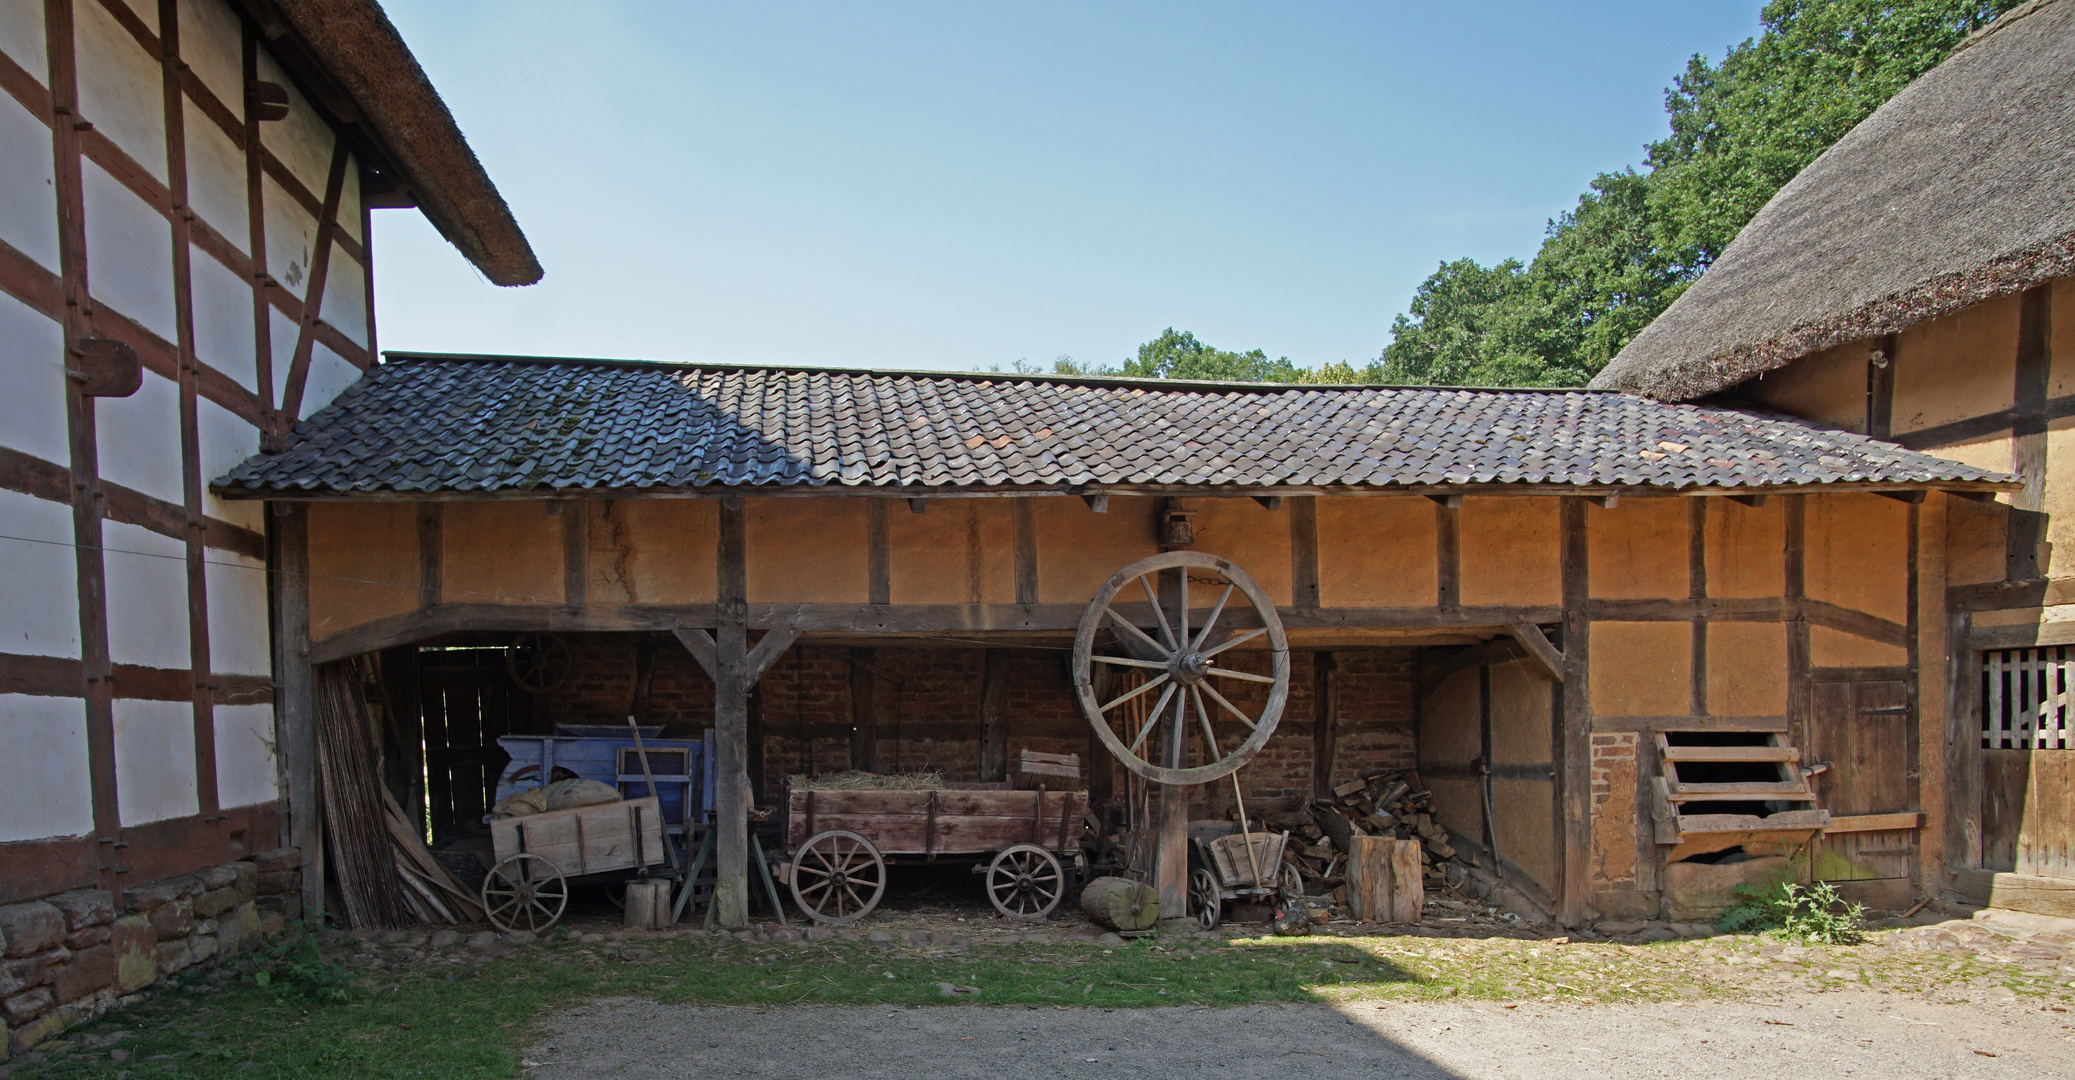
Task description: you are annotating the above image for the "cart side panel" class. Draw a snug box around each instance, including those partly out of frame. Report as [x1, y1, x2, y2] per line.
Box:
[787, 788, 1087, 853]
[489, 796, 665, 878]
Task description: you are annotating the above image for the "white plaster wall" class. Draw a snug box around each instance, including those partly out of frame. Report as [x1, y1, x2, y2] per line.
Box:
[301, 343, 362, 418]
[113, 697, 197, 825]
[183, 99, 248, 256]
[204, 552, 268, 675]
[268, 304, 297, 405]
[0, 695, 95, 842]
[255, 51, 333, 205]
[196, 393, 257, 500]
[109, 0, 159, 35]
[0, 290, 70, 467]
[0, 89, 60, 274]
[260, 172, 317, 303]
[212, 702, 277, 808]
[95, 368, 185, 505]
[102, 519, 190, 670]
[322, 238, 369, 347]
[0, 489, 81, 659]
[335, 152, 362, 245]
[191, 249, 255, 391]
[75, 0, 167, 185]
[0, 0, 48, 84]
[177, 0, 243, 117]
[82, 160, 176, 341]
[210, 493, 262, 534]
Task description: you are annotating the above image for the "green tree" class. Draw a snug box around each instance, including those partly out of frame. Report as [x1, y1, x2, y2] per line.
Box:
[1381, 0, 2023, 388]
[1120, 327, 1304, 382]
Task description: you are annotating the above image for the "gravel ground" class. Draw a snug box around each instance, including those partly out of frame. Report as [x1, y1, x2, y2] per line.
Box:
[529, 992, 2075, 1079]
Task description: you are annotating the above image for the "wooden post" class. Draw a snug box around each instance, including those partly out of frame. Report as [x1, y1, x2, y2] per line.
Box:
[1311, 652, 1338, 801]
[1347, 836, 1423, 923]
[273, 503, 321, 917]
[849, 648, 878, 773]
[979, 649, 1010, 783]
[1556, 497, 1592, 926]
[713, 501, 751, 927]
[1157, 781, 1190, 917]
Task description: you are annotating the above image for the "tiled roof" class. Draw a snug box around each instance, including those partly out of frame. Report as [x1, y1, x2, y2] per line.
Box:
[213, 354, 2013, 495]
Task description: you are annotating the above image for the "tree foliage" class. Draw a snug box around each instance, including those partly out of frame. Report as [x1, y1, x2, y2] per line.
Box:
[1379, 0, 2020, 388]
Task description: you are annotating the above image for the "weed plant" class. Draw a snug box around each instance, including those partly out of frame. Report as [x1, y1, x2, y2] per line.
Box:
[1718, 879, 1866, 944]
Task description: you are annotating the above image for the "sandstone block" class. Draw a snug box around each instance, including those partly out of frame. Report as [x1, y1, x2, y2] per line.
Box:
[46, 891, 115, 931]
[1661, 856, 1791, 923]
[62, 925, 109, 951]
[155, 938, 196, 976]
[50, 945, 111, 1004]
[146, 899, 193, 940]
[196, 866, 237, 891]
[228, 861, 258, 902]
[187, 932, 218, 966]
[256, 893, 301, 921]
[258, 912, 286, 939]
[429, 930, 461, 948]
[252, 847, 302, 872]
[122, 876, 196, 913]
[0, 904, 64, 958]
[217, 903, 262, 957]
[7, 1009, 63, 1054]
[255, 870, 300, 895]
[193, 888, 240, 920]
[1, 986, 53, 1025]
[111, 917, 156, 994]
[0, 955, 47, 998]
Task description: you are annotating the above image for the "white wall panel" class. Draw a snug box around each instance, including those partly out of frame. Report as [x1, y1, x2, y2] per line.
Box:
[75, 0, 167, 185]
[260, 172, 317, 306]
[191, 248, 255, 391]
[82, 161, 176, 340]
[0, 94, 60, 273]
[109, 0, 159, 34]
[212, 703, 277, 808]
[321, 239, 369, 347]
[102, 519, 190, 670]
[177, 0, 243, 115]
[204, 552, 268, 675]
[0, 0, 48, 86]
[196, 393, 257, 518]
[0, 489, 81, 659]
[183, 100, 248, 256]
[0, 291, 69, 466]
[0, 695, 95, 842]
[335, 153, 362, 244]
[268, 304, 297, 406]
[96, 368, 184, 504]
[255, 50, 332, 202]
[210, 494, 262, 534]
[301, 343, 362, 418]
[113, 698, 197, 826]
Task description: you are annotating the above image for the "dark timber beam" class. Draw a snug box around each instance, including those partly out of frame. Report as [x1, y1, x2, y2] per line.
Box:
[1556, 497, 1591, 927]
[1504, 622, 1565, 683]
[979, 649, 1010, 783]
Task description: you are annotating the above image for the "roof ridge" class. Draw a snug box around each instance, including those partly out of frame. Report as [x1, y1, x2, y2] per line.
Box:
[378, 351, 1617, 396]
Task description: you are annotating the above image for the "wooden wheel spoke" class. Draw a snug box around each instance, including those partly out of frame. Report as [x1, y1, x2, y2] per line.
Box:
[1138, 575, 1178, 650]
[792, 862, 831, 880]
[1128, 682, 1181, 755]
[1090, 654, 1168, 671]
[1098, 673, 1168, 714]
[1204, 665, 1275, 684]
[1197, 680, 1258, 731]
[1103, 607, 1171, 659]
[1190, 583, 1234, 651]
[1177, 568, 1189, 651]
[1200, 626, 1268, 659]
[1192, 687, 1221, 759]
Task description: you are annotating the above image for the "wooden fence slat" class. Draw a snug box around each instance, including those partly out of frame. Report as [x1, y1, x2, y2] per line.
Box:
[1988, 651, 2005, 750]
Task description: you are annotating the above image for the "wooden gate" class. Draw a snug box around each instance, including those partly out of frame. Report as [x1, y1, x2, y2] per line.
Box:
[418, 648, 532, 842]
[1981, 648, 2075, 880]
[1807, 677, 1917, 908]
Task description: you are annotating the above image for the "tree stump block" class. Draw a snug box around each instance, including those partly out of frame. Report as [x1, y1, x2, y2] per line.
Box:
[1347, 837, 1423, 923]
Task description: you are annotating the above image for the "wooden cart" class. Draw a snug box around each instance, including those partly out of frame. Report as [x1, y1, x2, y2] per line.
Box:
[779, 786, 1089, 924]
[480, 796, 668, 932]
[1187, 830, 1302, 930]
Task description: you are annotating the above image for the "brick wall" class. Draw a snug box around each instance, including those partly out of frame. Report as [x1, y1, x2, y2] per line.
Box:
[0, 848, 300, 1056]
[533, 635, 1418, 812]
[1590, 731, 1650, 918]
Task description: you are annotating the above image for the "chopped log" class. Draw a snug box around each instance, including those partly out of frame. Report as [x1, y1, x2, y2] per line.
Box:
[624, 880, 671, 929]
[1080, 876, 1159, 932]
[1346, 836, 1423, 924]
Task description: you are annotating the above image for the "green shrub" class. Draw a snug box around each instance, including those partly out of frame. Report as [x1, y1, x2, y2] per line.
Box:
[1718, 878, 1865, 944]
[241, 920, 350, 1000]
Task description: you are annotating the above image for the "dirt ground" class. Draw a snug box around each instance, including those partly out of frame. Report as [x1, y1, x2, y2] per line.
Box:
[528, 992, 2074, 1079]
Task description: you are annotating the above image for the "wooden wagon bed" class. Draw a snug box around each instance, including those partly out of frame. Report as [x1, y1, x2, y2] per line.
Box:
[785, 787, 1087, 857]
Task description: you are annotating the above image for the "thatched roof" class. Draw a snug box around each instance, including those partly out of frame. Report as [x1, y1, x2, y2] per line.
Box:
[1591, 0, 2075, 401]
[259, 0, 542, 286]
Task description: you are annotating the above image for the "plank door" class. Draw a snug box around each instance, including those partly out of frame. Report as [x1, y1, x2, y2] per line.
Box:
[418, 648, 532, 841]
[1807, 679, 1916, 905]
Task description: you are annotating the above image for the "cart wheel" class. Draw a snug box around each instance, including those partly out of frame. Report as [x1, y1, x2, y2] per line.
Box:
[480, 853, 568, 933]
[986, 845, 1065, 921]
[505, 633, 572, 693]
[788, 829, 886, 925]
[1190, 868, 1222, 931]
[1278, 863, 1307, 905]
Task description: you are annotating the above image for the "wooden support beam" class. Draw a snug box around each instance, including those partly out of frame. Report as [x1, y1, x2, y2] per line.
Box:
[1311, 651, 1338, 801]
[1436, 497, 1461, 611]
[744, 625, 801, 686]
[272, 502, 320, 916]
[979, 649, 1010, 783]
[1866, 335, 1896, 439]
[908, 497, 926, 514]
[1723, 493, 1768, 507]
[562, 500, 587, 605]
[711, 499, 751, 927]
[867, 498, 889, 605]
[672, 627, 718, 682]
[1504, 622, 1565, 683]
[1082, 492, 1110, 513]
[1290, 496, 1319, 609]
[1591, 494, 1619, 509]
[1252, 495, 1283, 511]
[1012, 497, 1037, 605]
[1878, 490, 1927, 505]
[417, 503, 442, 609]
[1556, 497, 1592, 926]
[276, 140, 350, 425]
[849, 647, 878, 773]
[1423, 493, 1463, 508]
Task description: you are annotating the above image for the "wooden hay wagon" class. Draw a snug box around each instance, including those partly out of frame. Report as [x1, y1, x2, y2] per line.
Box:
[480, 796, 669, 932]
[780, 786, 1089, 924]
[1188, 829, 1303, 931]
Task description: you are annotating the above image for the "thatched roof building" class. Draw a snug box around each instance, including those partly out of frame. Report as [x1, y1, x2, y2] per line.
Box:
[1591, 0, 2075, 401]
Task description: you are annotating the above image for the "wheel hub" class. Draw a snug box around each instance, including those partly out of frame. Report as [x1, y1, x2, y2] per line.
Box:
[1171, 650, 1210, 685]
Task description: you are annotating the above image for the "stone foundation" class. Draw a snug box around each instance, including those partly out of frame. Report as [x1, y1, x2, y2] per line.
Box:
[0, 847, 301, 1056]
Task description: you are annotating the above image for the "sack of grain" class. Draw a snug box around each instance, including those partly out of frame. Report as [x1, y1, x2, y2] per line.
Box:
[544, 777, 623, 810]
[491, 788, 547, 818]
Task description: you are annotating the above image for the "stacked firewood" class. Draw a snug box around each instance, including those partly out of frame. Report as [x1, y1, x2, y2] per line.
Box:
[1263, 770, 1455, 901]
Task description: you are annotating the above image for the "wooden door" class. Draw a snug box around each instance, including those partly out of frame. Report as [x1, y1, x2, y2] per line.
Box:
[1981, 648, 2075, 879]
[418, 648, 532, 841]
[1807, 679, 1916, 905]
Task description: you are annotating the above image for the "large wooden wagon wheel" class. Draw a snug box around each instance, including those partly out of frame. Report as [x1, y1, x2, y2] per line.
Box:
[986, 844, 1066, 920]
[481, 853, 568, 933]
[505, 632, 572, 693]
[1072, 551, 1290, 785]
[788, 829, 887, 925]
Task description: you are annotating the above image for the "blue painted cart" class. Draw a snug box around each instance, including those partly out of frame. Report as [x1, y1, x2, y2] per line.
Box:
[494, 724, 713, 848]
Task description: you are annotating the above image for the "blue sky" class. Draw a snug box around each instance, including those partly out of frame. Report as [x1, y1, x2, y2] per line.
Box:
[374, 2, 1762, 373]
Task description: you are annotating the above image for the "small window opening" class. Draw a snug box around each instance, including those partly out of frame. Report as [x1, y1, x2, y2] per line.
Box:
[1983, 648, 2073, 749]
[1662, 730, 1783, 816]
